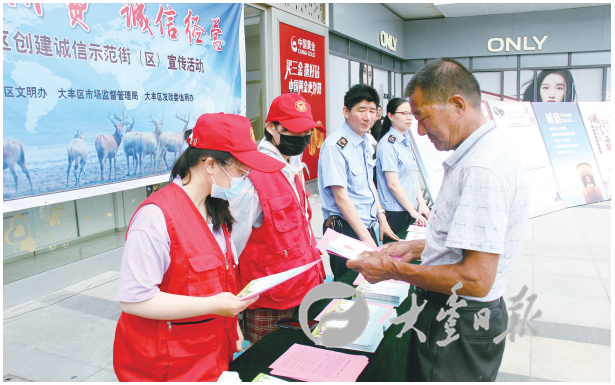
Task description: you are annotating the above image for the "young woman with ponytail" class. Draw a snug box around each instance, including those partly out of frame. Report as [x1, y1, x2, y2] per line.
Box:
[375, 98, 430, 236]
[113, 113, 284, 381]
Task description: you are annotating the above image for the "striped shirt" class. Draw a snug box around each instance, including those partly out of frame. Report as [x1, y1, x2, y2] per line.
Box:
[421, 120, 530, 302]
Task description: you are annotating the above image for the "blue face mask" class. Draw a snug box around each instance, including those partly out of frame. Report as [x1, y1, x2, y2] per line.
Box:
[210, 162, 249, 200]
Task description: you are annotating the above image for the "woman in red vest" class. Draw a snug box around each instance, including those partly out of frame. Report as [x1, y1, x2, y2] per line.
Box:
[113, 113, 284, 381]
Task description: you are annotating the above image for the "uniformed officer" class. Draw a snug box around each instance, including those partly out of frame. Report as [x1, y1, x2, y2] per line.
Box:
[376, 97, 430, 235]
[317, 84, 399, 280]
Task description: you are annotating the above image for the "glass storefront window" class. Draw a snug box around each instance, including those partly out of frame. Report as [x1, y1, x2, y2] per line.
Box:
[329, 55, 349, 133]
[606, 67, 611, 102]
[244, 5, 267, 141]
[520, 70, 535, 101]
[3, 187, 147, 284]
[503, 71, 518, 100]
[403, 74, 414, 94]
[373, 67, 389, 107]
[570, 68, 604, 101]
[473, 72, 501, 101]
[350, 61, 360, 86]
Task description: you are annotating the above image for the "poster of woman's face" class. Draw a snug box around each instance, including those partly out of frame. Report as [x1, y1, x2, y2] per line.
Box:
[522, 69, 577, 102]
[359, 63, 373, 86]
[540, 73, 567, 102]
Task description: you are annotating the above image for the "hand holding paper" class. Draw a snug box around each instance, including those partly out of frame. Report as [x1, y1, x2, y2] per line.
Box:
[317, 228, 381, 260]
[213, 292, 259, 316]
[237, 260, 322, 301]
[346, 250, 398, 284]
[353, 273, 410, 287]
[381, 240, 425, 263]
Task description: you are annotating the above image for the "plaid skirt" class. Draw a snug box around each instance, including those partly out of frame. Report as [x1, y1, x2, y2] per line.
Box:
[241, 306, 298, 344]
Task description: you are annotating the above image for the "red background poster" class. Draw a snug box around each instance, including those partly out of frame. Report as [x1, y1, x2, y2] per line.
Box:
[278, 22, 326, 181]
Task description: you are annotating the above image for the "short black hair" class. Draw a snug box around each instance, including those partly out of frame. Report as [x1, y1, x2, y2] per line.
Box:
[344, 84, 380, 111]
[405, 58, 481, 108]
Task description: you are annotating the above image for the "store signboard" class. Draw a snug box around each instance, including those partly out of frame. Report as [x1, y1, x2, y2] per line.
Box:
[278, 22, 326, 181]
[3, 3, 244, 212]
[488, 101, 565, 217]
[532, 102, 607, 207]
[577, 102, 612, 199]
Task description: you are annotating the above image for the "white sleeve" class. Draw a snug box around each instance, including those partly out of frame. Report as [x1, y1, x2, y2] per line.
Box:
[229, 179, 263, 257]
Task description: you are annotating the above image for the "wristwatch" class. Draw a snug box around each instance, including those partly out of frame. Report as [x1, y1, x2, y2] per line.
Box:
[377, 209, 385, 214]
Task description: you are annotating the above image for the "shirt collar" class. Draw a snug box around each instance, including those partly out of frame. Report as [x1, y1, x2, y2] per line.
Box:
[258, 137, 285, 161]
[443, 120, 496, 169]
[172, 175, 183, 186]
[342, 121, 368, 147]
[387, 126, 408, 144]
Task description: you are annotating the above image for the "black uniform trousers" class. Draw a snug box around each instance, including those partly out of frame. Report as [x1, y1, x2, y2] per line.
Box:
[323, 216, 378, 280]
[407, 289, 508, 382]
[384, 210, 416, 235]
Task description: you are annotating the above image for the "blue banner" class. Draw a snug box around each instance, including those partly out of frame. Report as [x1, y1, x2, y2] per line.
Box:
[3, 3, 242, 205]
[533, 102, 607, 207]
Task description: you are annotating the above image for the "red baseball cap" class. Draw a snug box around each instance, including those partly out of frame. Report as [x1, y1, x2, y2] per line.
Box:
[187, 113, 284, 173]
[266, 93, 325, 133]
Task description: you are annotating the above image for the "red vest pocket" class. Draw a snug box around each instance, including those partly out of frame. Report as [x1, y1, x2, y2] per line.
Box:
[166, 320, 221, 381]
[186, 252, 223, 297]
[268, 195, 299, 232]
[263, 243, 309, 302]
[166, 320, 220, 358]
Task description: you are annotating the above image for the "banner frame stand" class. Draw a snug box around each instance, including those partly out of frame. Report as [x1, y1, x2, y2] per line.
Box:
[4, 174, 170, 213]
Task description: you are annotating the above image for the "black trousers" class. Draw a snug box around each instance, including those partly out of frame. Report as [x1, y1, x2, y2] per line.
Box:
[323, 216, 378, 281]
[407, 290, 508, 382]
[384, 210, 415, 235]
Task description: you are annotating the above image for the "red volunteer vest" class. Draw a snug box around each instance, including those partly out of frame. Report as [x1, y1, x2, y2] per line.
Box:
[113, 183, 238, 382]
[239, 169, 325, 310]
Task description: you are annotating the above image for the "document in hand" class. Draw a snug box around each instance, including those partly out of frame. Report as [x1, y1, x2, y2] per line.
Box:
[405, 224, 427, 241]
[353, 273, 411, 287]
[316, 228, 380, 260]
[269, 343, 369, 382]
[237, 260, 322, 301]
[407, 224, 427, 233]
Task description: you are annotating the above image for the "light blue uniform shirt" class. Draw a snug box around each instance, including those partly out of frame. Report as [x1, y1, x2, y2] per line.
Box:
[375, 127, 419, 212]
[318, 121, 378, 228]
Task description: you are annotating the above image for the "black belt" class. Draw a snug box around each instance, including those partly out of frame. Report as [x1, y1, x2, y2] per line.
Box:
[325, 215, 378, 239]
[415, 288, 501, 310]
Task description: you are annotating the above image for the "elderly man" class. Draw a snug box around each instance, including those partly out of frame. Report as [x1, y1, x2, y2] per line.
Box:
[347, 58, 529, 382]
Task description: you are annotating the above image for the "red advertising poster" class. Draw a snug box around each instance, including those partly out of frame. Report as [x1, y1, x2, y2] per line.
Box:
[279, 22, 326, 181]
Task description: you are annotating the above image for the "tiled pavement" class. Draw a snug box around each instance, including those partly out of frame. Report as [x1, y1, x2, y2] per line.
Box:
[2, 197, 610, 382]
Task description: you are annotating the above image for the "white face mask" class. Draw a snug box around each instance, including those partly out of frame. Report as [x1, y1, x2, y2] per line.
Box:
[210, 162, 249, 200]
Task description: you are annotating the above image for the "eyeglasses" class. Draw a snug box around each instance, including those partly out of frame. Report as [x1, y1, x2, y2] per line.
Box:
[394, 112, 413, 117]
[224, 161, 251, 179]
